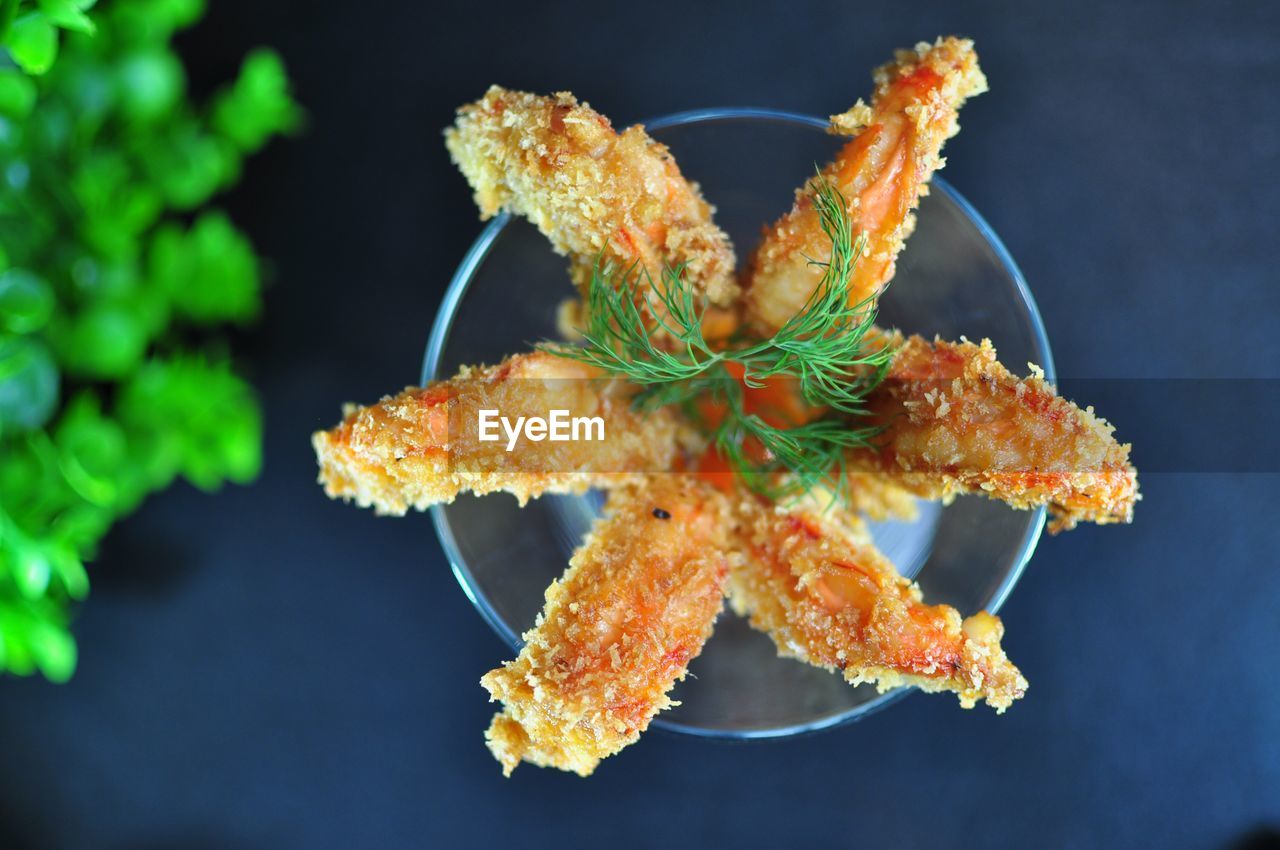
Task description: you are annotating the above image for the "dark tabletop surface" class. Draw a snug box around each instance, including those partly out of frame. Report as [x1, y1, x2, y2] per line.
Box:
[2, 1, 1278, 848]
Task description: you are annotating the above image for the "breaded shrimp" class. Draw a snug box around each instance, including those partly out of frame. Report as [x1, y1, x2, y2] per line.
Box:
[851, 334, 1139, 532]
[844, 472, 920, 521]
[702, 330, 1136, 530]
[482, 476, 730, 776]
[312, 352, 678, 514]
[745, 37, 987, 333]
[726, 489, 1026, 711]
[445, 86, 737, 310]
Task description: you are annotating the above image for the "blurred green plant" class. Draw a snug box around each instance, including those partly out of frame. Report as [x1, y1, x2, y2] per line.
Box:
[0, 0, 300, 680]
[1, 0, 96, 77]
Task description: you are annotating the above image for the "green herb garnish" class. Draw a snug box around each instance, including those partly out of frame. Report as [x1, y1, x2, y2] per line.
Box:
[543, 179, 895, 503]
[0, 0, 299, 681]
[0, 0, 96, 77]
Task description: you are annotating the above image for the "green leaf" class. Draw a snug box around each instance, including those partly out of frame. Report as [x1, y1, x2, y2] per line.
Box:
[0, 67, 37, 117]
[51, 549, 88, 599]
[0, 335, 59, 433]
[0, 0, 22, 45]
[143, 0, 203, 30]
[38, 0, 94, 34]
[0, 440, 40, 505]
[107, 0, 203, 46]
[0, 268, 55, 333]
[51, 502, 112, 555]
[6, 13, 58, 75]
[116, 47, 182, 120]
[118, 356, 262, 490]
[52, 303, 149, 378]
[55, 394, 126, 507]
[14, 545, 51, 598]
[212, 48, 302, 152]
[140, 124, 236, 209]
[72, 152, 165, 248]
[149, 212, 260, 324]
[29, 616, 76, 681]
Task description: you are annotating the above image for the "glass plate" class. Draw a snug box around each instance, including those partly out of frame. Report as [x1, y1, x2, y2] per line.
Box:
[423, 108, 1052, 738]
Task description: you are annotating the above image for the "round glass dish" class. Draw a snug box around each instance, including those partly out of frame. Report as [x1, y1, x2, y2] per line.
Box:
[423, 108, 1053, 739]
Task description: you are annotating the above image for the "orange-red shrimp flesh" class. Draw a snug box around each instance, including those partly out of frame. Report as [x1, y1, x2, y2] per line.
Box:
[744, 37, 987, 333]
[312, 352, 679, 514]
[726, 489, 1026, 710]
[483, 476, 730, 776]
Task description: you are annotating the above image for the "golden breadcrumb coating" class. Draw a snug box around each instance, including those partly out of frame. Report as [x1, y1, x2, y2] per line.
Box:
[844, 472, 920, 522]
[744, 37, 987, 333]
[852, 334, 1139, 532]
[312, 352, 678, 514]
[726, 490, 1026, 711]
[482, 476, 729, 776]
[445, 85, 737, 307]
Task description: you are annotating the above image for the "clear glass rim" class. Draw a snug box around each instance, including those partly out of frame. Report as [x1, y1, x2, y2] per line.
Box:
[422, 107, 1053, 741]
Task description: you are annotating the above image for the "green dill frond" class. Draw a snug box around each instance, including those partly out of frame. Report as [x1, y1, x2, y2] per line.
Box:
[539, 258, 726, 387]
[744, 178, 896, 413]
[539, 178, 897, 508]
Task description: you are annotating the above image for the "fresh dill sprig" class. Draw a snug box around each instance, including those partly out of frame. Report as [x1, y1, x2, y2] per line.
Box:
[540, 178, 896, 504]
[545, 256, 724, 392]
[710, 385, 886, 505]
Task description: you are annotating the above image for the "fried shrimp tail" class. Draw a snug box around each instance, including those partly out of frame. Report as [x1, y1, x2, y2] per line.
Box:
[727, 491, 1026, 710]
[445, 86, 736, 310]
[706, 329, 1137, 529]
[482, 476, 730, 776]
[745, 36, 987, 333]
[312, 352, 678, 514]
[853, 334, 1139, 531]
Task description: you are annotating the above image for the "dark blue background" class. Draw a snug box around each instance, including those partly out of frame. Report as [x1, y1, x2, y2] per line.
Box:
[2, 1, 1277, 847]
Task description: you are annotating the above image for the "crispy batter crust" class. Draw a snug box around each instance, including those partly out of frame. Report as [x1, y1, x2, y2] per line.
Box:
[445, 86, 737, 306]
[844, 472, 920, 521]
[482, 476, 729, 776]
[312, 352, 678, 514]
[853, 334, 1139, 532]
[745, 37, 987, 333]
[726, 491, 1026, 711]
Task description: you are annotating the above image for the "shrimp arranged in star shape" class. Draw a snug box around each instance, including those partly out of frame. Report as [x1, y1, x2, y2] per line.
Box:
[314, 36, 1137, 777]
